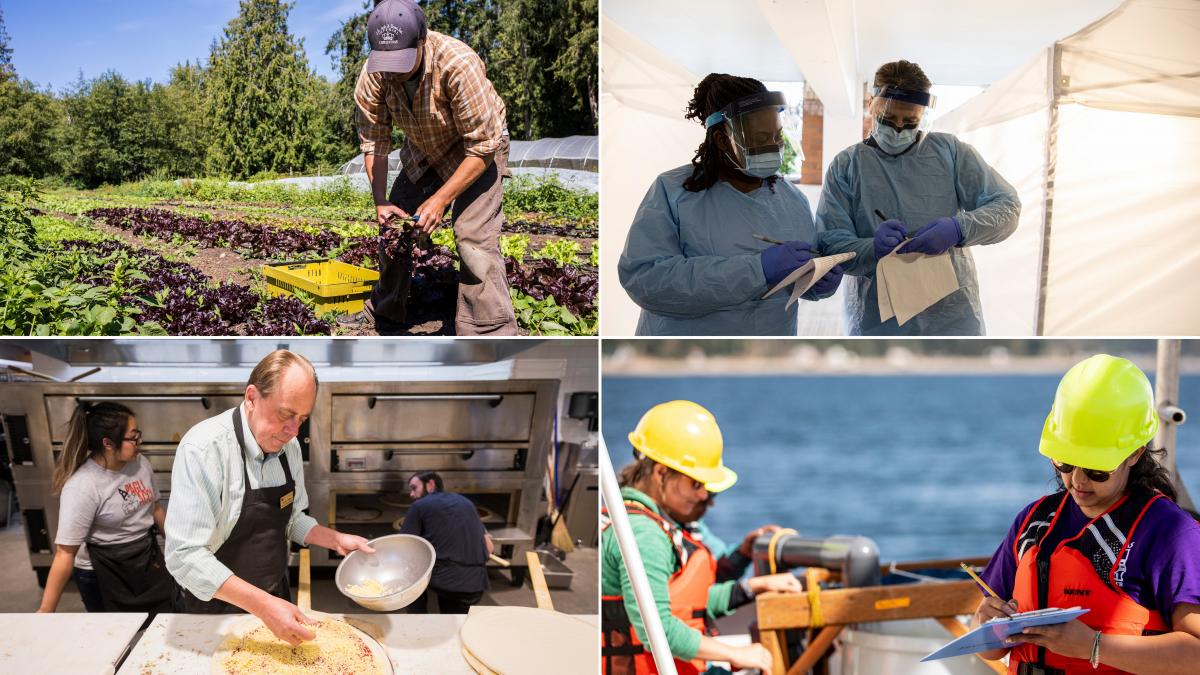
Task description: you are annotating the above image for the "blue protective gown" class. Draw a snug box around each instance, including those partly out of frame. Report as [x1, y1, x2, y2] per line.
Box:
[815, 132, 1020, 335]
[618, 164, 828, 336]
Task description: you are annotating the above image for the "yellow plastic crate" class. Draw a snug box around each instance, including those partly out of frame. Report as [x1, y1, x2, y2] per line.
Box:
[263, 259, 379, 315]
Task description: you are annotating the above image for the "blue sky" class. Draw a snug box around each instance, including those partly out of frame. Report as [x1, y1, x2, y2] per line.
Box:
[2, 0, 371, 90]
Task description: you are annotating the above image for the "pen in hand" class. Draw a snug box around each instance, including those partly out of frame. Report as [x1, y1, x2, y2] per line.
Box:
[875, 209, 913, 241]
[752, 233, 786, 246]
[960, 562, 1000, 599]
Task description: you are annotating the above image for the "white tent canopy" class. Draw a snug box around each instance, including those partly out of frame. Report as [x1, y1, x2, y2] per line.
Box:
[338, 136, 599, 193]
[935, 0, 1200, 335]
[340, 136, 598, 175]
[600, 0, 1131, 336]
[339, 150, 402, 176]
[509, 136, 598, 172]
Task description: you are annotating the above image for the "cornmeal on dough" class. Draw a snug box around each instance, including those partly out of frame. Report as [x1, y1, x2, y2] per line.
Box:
[213, 617, 386, 675]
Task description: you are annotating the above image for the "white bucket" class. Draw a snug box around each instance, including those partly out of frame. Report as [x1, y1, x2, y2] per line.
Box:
[836, 619, 1000, 675]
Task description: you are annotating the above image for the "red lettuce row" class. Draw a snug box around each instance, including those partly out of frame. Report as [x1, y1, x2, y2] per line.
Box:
[85, 206, 596, 324]
[60, 239, 331, 335]
[85, 207, 342, 259]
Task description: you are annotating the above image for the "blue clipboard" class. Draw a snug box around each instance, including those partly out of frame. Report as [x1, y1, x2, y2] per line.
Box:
[921, 607, 1090, 661]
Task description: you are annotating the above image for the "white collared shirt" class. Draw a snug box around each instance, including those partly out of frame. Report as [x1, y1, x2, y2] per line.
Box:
[164, 403, 317, 601]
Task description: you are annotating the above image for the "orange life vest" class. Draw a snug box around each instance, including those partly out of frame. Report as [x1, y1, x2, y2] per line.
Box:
[601, 501, 718, 675]
[1009, 490, 1170, 674]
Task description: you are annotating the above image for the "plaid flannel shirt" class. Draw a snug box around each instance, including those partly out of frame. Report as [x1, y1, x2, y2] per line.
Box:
[355, 31, 507, 183]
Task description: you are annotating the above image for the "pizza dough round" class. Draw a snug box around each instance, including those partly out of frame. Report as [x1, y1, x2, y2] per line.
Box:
[459, 607, 597, 675]
[212, 610, 391, 675]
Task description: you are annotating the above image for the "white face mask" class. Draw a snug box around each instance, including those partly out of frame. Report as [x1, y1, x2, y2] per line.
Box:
[872, 123, 918, 154]
[742, 150, 783, 178]
[725, 137, 782, 179]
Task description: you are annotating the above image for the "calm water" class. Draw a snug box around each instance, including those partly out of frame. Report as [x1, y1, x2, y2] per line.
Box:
[602, 373, 1200, 563]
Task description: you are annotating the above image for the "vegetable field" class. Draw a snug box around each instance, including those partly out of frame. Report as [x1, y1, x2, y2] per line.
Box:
[1, 175, 597, 336]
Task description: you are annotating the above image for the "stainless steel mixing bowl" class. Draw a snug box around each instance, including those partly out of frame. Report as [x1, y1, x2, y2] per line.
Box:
[335, 534, 435, 611]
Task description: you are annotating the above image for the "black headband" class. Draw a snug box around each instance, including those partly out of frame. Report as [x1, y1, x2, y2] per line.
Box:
[874, 85, 932, 107]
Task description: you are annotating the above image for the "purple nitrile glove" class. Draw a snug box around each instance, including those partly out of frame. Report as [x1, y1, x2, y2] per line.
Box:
[760, 240, 814, 287]
[809, 264, 843, 297]
[873, 219, 908, 260]
[898, 216, 963, 255]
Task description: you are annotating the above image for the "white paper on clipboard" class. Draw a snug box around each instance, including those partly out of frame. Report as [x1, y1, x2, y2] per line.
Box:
[763, 252, 857, 309]
[922, 607, 1090, 662]
[875, 246, 959, 325]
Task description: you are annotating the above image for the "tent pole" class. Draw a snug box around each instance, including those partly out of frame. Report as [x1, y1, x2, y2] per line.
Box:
[1034, 44, 1061, 336]
[1155, 339, 1194, 511]
[600, 437, 679, 675]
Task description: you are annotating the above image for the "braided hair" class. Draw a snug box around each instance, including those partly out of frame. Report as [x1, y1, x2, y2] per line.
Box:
[683, 73, 779, 193]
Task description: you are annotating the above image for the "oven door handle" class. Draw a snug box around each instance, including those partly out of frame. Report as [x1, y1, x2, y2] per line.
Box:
[76, 395, 212, 409]
[381, 449, 477, 460]
[366, 394, 503, 409]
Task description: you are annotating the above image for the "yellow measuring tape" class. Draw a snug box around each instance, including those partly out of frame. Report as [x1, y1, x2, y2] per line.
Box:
[765, 528, 823, 626]
[766, 528, 798, 575]
[805, 567, 824, 628]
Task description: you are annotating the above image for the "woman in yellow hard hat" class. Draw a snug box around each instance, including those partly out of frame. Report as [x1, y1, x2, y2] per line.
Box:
[600, 400, 800, 675]
[971, 355, 1200, 674]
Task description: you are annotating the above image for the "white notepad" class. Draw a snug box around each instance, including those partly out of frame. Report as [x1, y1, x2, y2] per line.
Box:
[763, 252, 857, 309]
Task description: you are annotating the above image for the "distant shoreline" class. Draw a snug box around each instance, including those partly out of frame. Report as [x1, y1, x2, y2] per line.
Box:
[603, 355, 1200, 377]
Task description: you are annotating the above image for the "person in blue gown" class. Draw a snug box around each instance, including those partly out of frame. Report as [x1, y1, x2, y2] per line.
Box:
[816, 60, 1020, 336]
[619, 74, 844, 336]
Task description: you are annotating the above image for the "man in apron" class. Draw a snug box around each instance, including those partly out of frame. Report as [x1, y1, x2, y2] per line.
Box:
[165, 350, 376, 645]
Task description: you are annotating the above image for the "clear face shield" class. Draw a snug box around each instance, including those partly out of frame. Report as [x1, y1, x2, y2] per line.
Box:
[705, 90, 791, 178]
[868, 85, 936, 154]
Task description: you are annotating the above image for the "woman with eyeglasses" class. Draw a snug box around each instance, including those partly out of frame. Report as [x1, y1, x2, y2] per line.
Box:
[972, 355, 1200, 674]
[37, 401, 175, 613]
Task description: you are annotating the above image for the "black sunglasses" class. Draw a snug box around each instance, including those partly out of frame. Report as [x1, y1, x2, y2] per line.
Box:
[1052, 460, 1111, 483]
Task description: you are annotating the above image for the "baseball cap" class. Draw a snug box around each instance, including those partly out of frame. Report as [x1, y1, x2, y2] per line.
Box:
[366, 0, 428, 74]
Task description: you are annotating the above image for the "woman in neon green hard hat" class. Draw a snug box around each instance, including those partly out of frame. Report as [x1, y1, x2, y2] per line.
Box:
[972, 355, 1200, 674]
[600, 400, 800, 675]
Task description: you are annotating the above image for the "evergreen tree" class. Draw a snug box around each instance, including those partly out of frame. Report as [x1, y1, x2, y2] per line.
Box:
[0, 4, 65, 178]
[550, 0, 597, 131]
[149, 61, 212, 179]
[0, 77, 64, 177]
[205, 0, 320, 178]
[325, 1, 372, 161]
[58, 72, 162, 186]
[424, 0, 498, 62]
[481, 0, 597, 139]
[0, 3, 14, 79]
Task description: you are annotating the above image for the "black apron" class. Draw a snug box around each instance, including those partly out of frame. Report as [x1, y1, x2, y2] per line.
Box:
[88, 528, 176, 613]
[174, 406, 295, 613]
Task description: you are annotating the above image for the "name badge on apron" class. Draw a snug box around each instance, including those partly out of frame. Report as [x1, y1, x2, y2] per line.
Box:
[280, 491, 294, 509]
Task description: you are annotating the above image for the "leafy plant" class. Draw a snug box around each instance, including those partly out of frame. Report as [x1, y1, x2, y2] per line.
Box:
[533, 238, 582, 267]
[503, 173, 597, 223]
[510, 290, 595, 336]
[0, 176, 39, 260]
[500, 233, 530, 263]
[505, 257, 597, 326]
[430, 227, 457, 256]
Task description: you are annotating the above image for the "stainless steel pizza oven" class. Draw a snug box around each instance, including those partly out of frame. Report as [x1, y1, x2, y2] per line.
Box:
[308, 381, 556, 580]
